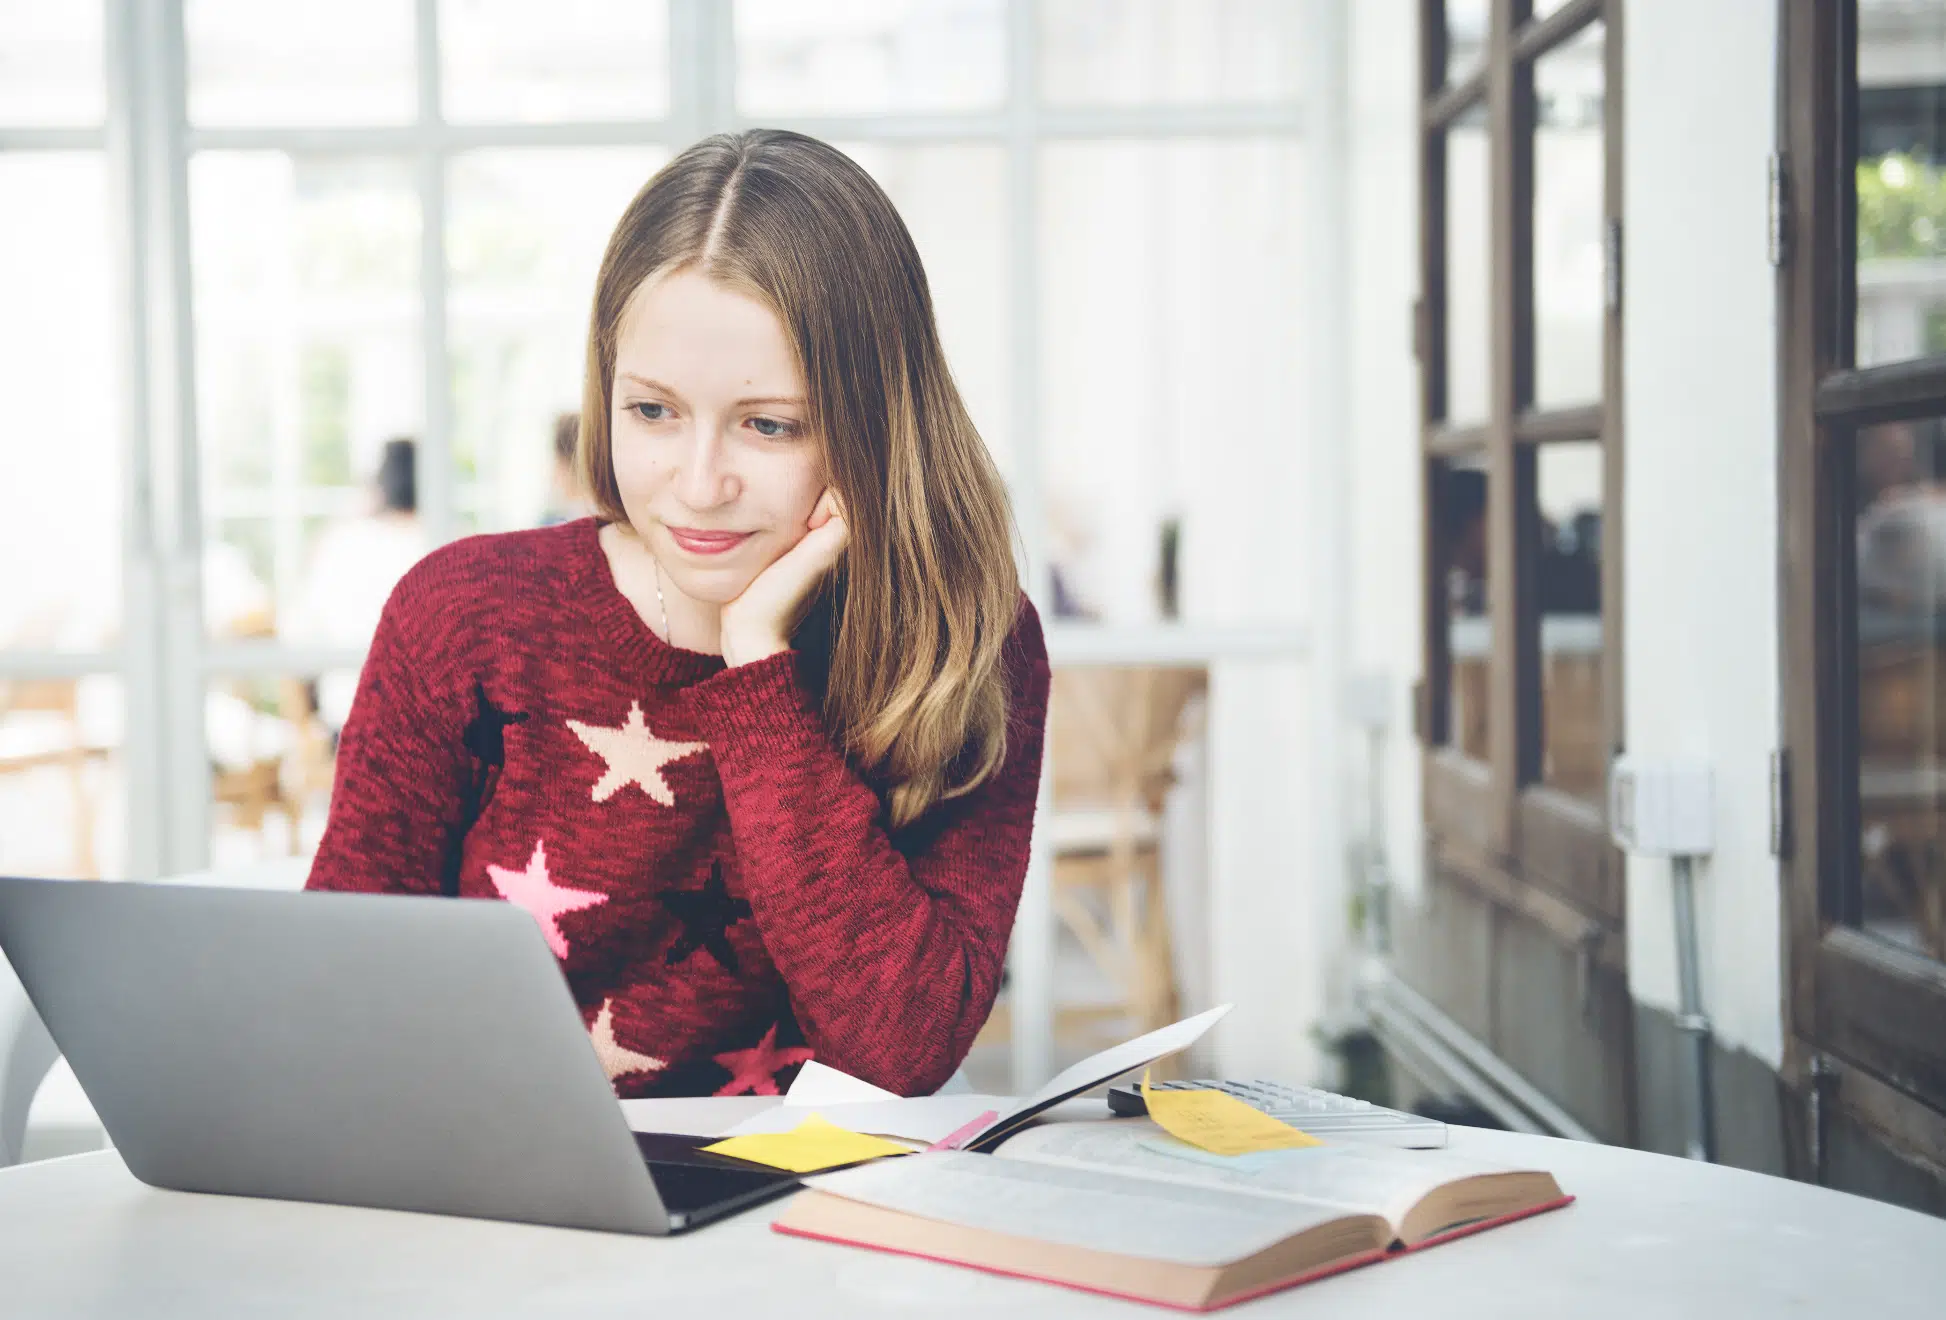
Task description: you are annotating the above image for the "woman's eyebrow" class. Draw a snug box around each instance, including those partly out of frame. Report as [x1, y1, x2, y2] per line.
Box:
[617, 371, 803, 407]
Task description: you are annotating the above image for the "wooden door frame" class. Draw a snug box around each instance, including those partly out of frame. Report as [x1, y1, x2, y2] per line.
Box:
[1416, 0, 1627, 975]
[1778, 0, 1946, 1170]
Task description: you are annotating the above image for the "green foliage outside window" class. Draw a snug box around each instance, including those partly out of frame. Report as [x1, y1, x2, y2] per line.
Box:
[1858, 153, 1946, 261]
[299, 343, 352, 488]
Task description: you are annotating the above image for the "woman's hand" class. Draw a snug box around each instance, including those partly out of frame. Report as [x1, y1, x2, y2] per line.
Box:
[719, 489, 848, 668]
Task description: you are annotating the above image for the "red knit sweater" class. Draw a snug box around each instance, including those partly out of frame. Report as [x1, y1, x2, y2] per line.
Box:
[305, 516, 1048, 1099]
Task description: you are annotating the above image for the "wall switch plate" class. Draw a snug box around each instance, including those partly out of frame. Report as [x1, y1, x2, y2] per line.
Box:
[1608, 756, 1715, 857]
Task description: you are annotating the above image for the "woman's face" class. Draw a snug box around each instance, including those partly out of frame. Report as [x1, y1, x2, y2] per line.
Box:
[608, 268, 827, 606]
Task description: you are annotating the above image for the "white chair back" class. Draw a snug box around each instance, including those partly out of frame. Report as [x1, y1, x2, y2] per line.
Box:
[1, 951, 59, 1167]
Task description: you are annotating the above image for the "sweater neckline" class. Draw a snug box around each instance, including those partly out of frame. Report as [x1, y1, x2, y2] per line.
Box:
[566, 516, 729, 687]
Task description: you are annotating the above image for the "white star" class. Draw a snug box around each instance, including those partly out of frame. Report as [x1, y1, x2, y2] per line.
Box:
[565, 702, 708, 806]
[589, 998, 667, 1080]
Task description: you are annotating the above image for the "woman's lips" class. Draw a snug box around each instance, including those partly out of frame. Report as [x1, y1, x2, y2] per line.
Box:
[667, 527, 753, 556]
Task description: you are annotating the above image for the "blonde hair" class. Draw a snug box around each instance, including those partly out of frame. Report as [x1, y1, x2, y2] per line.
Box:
[578, 130, 1021, 830]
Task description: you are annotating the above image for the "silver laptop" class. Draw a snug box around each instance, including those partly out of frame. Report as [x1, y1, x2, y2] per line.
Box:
[0, 875, 800, 1234]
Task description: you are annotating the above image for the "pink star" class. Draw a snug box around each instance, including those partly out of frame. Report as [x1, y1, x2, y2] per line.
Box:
[713, 1024, 814, 1097]
[486, 839, 607, 959]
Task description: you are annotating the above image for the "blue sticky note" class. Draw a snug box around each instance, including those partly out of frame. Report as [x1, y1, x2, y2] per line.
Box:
[1138, 1134, 1322, 1175]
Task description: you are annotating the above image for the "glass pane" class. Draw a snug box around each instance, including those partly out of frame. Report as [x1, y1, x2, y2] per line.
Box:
[0, 154, 120, 654]
[1039, 0, 1301, 107]
[0, 0, 104, 125]
[191, 153, 424, 641]
[207, 673, 334, 867]
[0, 675, 124, 879]
[185, 0, 415, 126]
[448, 148, 665, 530]
[832, 143, 1009, 479]
[1446, 0, 1486, 86]
[1537, 442, 1603, 800]
[1445, 110, 1490, 426]
[1438, 457, 1489, 760]
[1533, 22, 1605, 410]
[440, 0, 670, 123]
[1040, 140, 1304, 627]
[1855, 1, 1946, 367]
[734, 0, 1004, 115]
[1855, 416, 1946, 961]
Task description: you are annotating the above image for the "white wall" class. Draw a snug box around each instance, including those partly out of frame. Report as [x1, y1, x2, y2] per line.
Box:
[1205, 0, 1349, 1086]
[1346, 0, 1426, 910]
[1340, 0, 1787, 1074]
[1621, 0, 1783, 1066]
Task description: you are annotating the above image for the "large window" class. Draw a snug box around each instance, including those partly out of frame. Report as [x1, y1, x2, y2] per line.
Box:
[1402, 0, 1628, 1142]
[1780, 0, 1946, 1161]
[1418, 0, 1623, 928]
[0, 1, 125, 881]
[1, 0, 1322, 1091]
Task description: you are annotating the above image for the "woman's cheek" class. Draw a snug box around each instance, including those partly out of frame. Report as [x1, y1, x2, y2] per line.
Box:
[609, 437, 659, 502]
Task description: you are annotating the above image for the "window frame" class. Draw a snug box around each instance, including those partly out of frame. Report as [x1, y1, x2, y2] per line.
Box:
[1779, 0, 1946, 1146]
[0, 0, 1323, 1097]
[1416, 0, 1626, 960]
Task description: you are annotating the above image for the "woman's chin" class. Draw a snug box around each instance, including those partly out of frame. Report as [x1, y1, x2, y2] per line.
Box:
[663, 566, 755, 607]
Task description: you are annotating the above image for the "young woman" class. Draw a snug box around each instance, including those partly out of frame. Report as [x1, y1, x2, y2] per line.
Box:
[306, 130, 1049, 1100]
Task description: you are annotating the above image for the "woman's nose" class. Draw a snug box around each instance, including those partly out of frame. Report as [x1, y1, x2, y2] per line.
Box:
[676, 427, 739, 509]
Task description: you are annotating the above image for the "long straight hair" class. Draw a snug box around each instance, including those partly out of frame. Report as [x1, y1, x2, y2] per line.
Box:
[579, 130, 1022, 830]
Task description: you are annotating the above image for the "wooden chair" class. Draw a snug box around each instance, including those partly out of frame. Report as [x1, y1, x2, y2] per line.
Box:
[0, 677, 112, 878]
[977, 666, 1208, 1076]
[1541, 649, 1605, 801]
[207, 608, 335, 856]
[1857, 638, 1946, 960]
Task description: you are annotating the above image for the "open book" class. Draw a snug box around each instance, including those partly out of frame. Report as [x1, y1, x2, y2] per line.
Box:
[714, 1003, 1235, 1149]
[774, 1119, 1571, 1312]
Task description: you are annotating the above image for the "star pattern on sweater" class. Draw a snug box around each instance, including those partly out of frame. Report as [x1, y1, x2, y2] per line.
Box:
[565, 701, 708, 806]
[657, 861, 752, 974]
[463, 680, 529, 766]
[589, 998, 668, 1080]
[486, 839, 608, 958]
[713, 1023, 815, 1097]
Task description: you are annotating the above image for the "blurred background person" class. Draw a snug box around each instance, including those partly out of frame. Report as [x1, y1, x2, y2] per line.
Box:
[1857, 419, 1946, 615]
[284, 437, 430, 734]
[539, 411, 594, 527]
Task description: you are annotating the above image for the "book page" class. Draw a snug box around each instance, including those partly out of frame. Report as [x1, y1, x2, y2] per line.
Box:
[966, 1004, 1232, 1149]
[994, 1120, 1532, 1228]
[805, 1148, 1358, 1269]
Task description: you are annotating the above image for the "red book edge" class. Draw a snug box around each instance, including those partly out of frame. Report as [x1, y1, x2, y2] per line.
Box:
[771, 1192, 1576, 1313]
[773, 1219, 1388, 1312]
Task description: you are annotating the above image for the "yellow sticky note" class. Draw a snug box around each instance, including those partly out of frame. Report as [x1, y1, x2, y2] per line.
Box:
[1140, 1068, 1323, 1157]
[701, 1114, 916, 1174]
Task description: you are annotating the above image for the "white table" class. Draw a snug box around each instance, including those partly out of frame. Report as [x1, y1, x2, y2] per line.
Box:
[2, 1099, 1943, 1318]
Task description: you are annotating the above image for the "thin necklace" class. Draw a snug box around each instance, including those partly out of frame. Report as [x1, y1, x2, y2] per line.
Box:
[652, 557, 671, 646]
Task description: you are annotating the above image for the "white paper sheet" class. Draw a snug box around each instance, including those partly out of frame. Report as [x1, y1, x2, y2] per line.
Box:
[722, 1094, 1015, 1145]
[783, 1060, 902, 1106]
[964, 1003, 1234, 1147]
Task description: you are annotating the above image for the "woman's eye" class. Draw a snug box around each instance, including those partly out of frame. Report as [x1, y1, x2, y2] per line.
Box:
[749, 416, 799, 439]
[632, 401, 670, 423]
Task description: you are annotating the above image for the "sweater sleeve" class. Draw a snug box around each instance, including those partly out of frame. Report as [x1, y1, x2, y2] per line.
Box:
[682, 595, 1050, 1096]
[305, 567, 473, 898]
